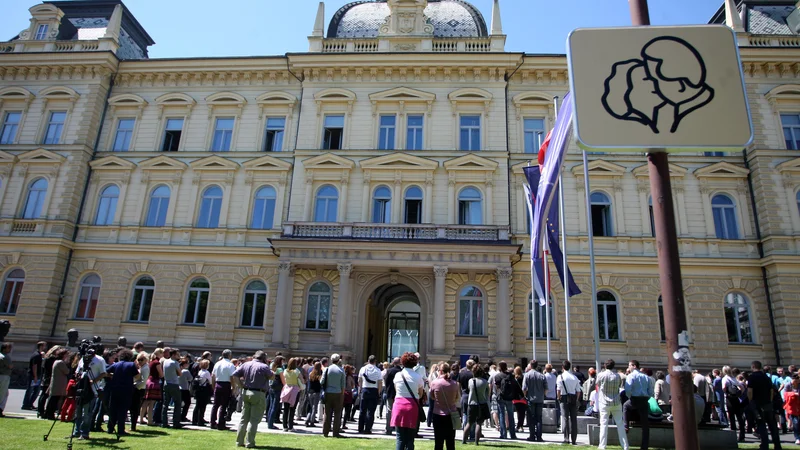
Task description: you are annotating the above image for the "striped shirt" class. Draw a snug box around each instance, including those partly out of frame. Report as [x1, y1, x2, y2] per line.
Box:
[596, 369, 623, 407]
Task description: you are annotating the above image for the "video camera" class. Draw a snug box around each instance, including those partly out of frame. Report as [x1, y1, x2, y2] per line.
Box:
[78, 336, 104, 363]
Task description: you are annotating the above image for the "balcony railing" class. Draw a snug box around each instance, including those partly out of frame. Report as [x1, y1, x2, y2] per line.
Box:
[0, 38, 112, 54]
[322, 39, 379, 53]
[283, 222, 509, 242]
[10, 220, 40, 234]
[748, 35, 800, 47]
[433, 38, 492, 52]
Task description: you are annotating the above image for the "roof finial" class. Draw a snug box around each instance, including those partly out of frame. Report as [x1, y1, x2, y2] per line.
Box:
[313, 2, 325, 37]
[724, 0, 744, 33]
[103, 4, 123, 42]
[491, 0, 503, 35]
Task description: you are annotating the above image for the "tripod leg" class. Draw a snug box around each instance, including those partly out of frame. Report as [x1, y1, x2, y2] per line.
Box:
[43, 418, 58, 441]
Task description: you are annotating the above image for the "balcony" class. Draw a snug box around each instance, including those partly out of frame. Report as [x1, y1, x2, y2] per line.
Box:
[0, 38, 112, 54]
[283, 222, 510, 242]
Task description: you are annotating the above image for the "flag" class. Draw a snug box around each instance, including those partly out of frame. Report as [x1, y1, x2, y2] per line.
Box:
[522, 179, 547, 305]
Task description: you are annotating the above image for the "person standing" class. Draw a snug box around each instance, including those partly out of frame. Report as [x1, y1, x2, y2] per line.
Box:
[305, 362, 323, 427]
[493, 361, 518, 439]
[784, 374, 800, 446]
[513, 366, 527, 433]
[544, 363, 559, 432]
[132, 351, 148, 429]
[748, 360, 783, 450]
[266, 356, 285, 429]
[210, 349, 235, 430]
[44, 348, 71, 420]
[232, 351, 273, 448]
[622, 360, 653, 450]
[392, 352, 425, 450]
[142, 352, 163, 426]
[596, 359, 629, 450]
[0, 342, 13, 417]
[654, 371, 670, 414]
[358, 354, 382, 434]
[711, 369, 728, 427]
[22, 341, 46, 410]
[556, 360, 581, 446]
[321, 353, 346, 438]
[179, 357, 193, 423]
[106, 348, 140, 436]
[722, 365, 746, 441]
[523, 360, 547, 442]
[430, 362, 459, 450]
[463, 363, 489, 445]
[38, 345, 61, 418]
[693, 370, 711, 424]
[457, 359, 475, 440]
[73, 349, 107, 440]
[384, 357, 402, 435]
[161, 348, 183, 429]
[192, 359, 213, 426]
[280, 357, 304, 431]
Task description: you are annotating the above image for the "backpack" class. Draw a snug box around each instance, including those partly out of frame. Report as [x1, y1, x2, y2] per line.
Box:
[727, 382, 741, 397]
[499, 373, 517, 401]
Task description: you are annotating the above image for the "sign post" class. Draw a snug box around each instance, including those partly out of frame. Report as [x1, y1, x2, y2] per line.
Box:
[567, 2, 753, 449]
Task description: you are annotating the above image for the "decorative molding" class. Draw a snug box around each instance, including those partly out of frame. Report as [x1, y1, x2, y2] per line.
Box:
[433, 265, 449, 278]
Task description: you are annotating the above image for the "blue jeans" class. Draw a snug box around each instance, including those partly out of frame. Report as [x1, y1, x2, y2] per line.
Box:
[22, 376, 41, 409]
[358, 388, 378, 432]
[498, 399, 516, 439]
[527, 402, 543, 440]
[73, 399, 95, 437]
[791, 415, 799, 442]
[396, 426, 416, 450]
[267, 389, 281, 427]
[715, 391, 728, 426]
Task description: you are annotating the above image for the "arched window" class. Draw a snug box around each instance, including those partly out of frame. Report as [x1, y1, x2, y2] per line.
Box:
[458, 286, 484, 336]
[251, 186, 276, 230]
[145, 185, 170, 227]
[75, 274, 101, 320]
[657, 295, 665, 341]
[528, 292, 555, 338]
[197, 185, 223, 228]
[724, 292, 753, 344]
[241, 280, 267, 328]
[372, 186, 392, 223]
[458, 187, 483, 225]
[314, 185, 338, 222]
[590, 192, 613, 237]
[184, 278, 210, 325]
[0, 268, 25, 315]
[796, 191, 800, 217]
[404, 186, 423, 224]
[23, 178, 48, 219]
[128, 276, 155, 323]
[712, 194, 739, 239]
[95, 185, 119, 226]
[305, 282, 331, 330]
[597, 290, 620, 340]
[648, 196, 656, 238]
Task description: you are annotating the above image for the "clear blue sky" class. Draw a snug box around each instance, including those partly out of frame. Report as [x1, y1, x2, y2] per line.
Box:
[0, 0, 724, 57]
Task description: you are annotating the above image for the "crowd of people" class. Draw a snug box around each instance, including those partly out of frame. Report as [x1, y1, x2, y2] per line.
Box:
[0, 339, 799, 450]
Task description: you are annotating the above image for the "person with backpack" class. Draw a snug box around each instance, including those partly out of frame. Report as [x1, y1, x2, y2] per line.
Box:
[492, 361, 518, 439]
[191, 359, 213, 426]
[357, 355, 382, 434]
[723, 365, 746, 442]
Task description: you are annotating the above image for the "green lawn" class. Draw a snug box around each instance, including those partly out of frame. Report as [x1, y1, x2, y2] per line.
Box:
[0, 418, 764, 450]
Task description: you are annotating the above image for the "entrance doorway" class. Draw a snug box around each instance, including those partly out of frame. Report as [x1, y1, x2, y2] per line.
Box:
[387, 301, 420, 359]
[364, 283, 420, 362]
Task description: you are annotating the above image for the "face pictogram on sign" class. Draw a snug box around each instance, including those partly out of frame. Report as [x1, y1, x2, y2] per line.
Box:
[601, 36, 715, 134]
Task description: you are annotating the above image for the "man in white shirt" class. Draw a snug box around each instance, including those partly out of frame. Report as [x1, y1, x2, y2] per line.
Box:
[210, 349, 236, 430]
[358, 355, 383, 434]
[556, 360, 582, 446]
[73, 350, 107, 439]
[596, 359, 629, 450]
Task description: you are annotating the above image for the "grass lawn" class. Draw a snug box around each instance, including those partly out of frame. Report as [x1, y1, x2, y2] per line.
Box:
[0, 417, 765, 450]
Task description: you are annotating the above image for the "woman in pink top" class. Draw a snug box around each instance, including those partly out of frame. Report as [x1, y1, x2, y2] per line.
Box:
[429, 362, 461, 450]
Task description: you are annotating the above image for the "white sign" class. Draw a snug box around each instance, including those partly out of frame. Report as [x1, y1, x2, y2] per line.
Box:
[567, 25, 753, 152]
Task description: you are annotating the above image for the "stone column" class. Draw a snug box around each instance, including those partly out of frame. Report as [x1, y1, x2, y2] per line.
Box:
[303, 177, 314, 221]
[334, 263, 353, 347]
[495, 267, 513, 355]
[272, 261, 292, 345]
[282, 264, 296, 346]
[433, 265, 448, 352]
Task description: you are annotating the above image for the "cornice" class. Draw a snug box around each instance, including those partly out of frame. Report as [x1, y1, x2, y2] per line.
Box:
[113, 69, 298, 89]
[0, 64, 115, 82]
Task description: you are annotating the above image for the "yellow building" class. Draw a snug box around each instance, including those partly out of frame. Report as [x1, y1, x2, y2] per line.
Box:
[0, 0, 798, 372]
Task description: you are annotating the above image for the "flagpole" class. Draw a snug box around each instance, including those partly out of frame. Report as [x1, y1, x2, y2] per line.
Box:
[582, 150, 601, 370]
[527, 163, 537, 364]
[543, 233, 551, 365]
[553, 96, 572, 362]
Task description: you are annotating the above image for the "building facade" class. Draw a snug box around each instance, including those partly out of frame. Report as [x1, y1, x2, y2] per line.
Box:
[0, 0, 799, 372]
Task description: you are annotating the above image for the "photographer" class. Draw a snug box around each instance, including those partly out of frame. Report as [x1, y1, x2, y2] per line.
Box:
[72, 342, 107, 440]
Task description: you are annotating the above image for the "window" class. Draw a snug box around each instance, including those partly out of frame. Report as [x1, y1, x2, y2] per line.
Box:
[712, 194, 739, 239]
[782, 113, 800, 150]
[597, 290, 620, 340]
[251, 186, 277, 229]
[323, 115, 344, 150]
[407, 115, 424, 150]
[0, 111, 21, 144]
[0, 269, 24, 315]
[112, 118, 135, 151]
[211, 117, 234, 151]
[590, 192, 613, 237]
[528, 292, 555, 338]
[458, 286, 484, 335]
[372, 186, 392, 223]
[264, 117, 285, 152]
[524, 118, 546, 153]
[404, 186, 423, 224]
[35, 24, 48, 40]
[94, 185, 119, 226]
[378, 115, 396, 150]
[724, 292, 753, 344]
[305, 281, 331, 330]
[145, 185, 170, 227]
[75, 274, 101, 320]
[648, 196, 655, 238]
[459, 115, 481, 151]
[128, 276, 154, 322]
[197, 185, 223, 228]
[458, 187, 483, 225]
[241, 280, 267, 328]
[658, 295, 665, 341]
[43, 111, 66, 144]
[314, 185, 338, 222]
[796, 191, 800, 217]
[161, 118, 184, 152]
[704, 152, 725, 157]
[22, 178, 48, 219]
[184, 278, 210, 325]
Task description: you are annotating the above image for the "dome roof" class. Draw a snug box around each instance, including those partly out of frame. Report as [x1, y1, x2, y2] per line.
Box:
[328, 0, 488, 39]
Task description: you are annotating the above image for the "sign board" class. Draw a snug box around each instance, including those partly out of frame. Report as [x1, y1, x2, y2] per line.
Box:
[567, 25, 753, 152]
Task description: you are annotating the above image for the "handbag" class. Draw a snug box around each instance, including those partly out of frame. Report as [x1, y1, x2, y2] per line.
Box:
[401, 372, 426, 423]
[440, 382, 462, 430]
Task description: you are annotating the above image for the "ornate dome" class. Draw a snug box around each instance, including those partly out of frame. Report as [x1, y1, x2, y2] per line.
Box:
[328, 0, 488, 39]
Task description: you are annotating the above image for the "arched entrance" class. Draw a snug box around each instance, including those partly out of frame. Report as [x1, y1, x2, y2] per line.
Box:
[363, 283, 421, 363]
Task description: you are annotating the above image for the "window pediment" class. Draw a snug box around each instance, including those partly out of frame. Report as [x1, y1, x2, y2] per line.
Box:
[189, 155, 240, 172]
[694, 162, 749, 179]
[359, 153, 438, 171]
[155, 93, 196, 107]
[776, 157, 800, 174]
[0, 87, 34, 109]
[256, 91, 296, 118]
[139, 155, 188, 171]
[571, 160, 626, 177]
[90, 155, 136, 171]
[242, 154, 293, 172]
[511, 91, 555, 121]
[39, 86, 79, 103]
[766, 84, 800, 107]
[17, 148, 65, 164]
[449, 88, 493, 116]
[314, 88, 357, 102]
[205, 92, 246, 119]
[511, 161, 534, 175]
[369, 87, 436, 103]
[0, 150, 18, 165]
[303, 153, 355, 170]
[444, 154, 498, 172]
[632, 163, 687, 178]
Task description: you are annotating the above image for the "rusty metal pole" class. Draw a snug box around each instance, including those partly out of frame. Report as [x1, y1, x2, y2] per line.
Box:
[628, 1, 699, 450]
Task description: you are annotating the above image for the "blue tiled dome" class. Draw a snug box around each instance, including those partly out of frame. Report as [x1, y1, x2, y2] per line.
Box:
[328, 0, 488, 39]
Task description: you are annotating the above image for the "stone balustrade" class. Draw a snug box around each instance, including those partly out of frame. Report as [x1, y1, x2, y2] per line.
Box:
[283, 222, 510, 241]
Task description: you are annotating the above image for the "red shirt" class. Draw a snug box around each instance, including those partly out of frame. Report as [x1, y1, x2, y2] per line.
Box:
[785, 390, 800, 416]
